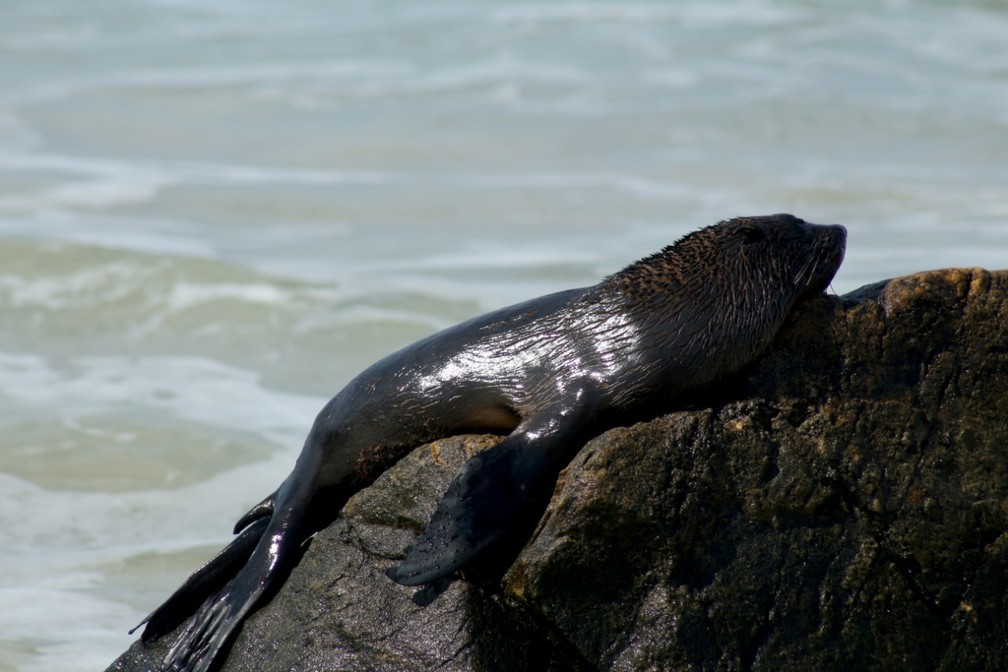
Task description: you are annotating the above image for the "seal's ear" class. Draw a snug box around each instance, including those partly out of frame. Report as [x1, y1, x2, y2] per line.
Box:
[739, 226, 766, 243]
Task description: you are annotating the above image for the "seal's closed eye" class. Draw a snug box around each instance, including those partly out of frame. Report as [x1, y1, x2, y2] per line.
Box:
[739, 226, 767, 243]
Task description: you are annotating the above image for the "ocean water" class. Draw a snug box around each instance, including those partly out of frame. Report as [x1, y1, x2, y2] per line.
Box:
[1, 1, 1006, 669]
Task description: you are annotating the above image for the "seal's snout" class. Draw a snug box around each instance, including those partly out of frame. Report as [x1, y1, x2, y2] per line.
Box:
[828, 223, 847, 247]
[802, 222, 847, 295]
[821, 223, 847, 262]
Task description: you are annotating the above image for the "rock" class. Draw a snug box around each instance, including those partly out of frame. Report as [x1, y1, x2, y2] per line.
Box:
[108, 269, 1008, 672]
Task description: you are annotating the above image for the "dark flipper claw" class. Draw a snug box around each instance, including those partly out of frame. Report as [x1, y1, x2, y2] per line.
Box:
[232, 489, 277, 534]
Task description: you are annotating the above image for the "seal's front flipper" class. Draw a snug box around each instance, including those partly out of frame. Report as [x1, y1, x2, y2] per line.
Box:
[386, 437, 554, 586]
[387, 404, 595, 587]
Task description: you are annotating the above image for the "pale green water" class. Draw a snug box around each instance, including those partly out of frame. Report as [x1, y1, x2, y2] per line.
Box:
[1, 1, 1007, 669]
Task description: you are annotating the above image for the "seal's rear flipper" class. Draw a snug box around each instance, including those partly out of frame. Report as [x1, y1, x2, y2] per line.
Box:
[153, 506, 310, 672]
[159, 569, 265, 672]
[134, 516, 269, 642]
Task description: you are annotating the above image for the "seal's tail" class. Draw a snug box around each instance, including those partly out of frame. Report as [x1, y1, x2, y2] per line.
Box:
[131, 515, 270, 643]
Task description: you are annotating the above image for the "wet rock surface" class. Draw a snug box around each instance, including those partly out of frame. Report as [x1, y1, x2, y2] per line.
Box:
[109, 269, 1008, 672]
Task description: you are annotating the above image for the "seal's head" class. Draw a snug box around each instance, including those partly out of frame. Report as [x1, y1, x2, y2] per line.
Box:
[606, 213, 846, 376]
[713, 213, 847, 298]
[612, 213, 846, 305]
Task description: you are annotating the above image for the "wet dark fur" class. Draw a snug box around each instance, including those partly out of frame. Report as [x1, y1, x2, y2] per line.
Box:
[135, 214, 846, 672]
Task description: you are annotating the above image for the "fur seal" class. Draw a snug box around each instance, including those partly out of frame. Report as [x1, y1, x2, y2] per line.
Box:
[133, 214, 846, 672]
